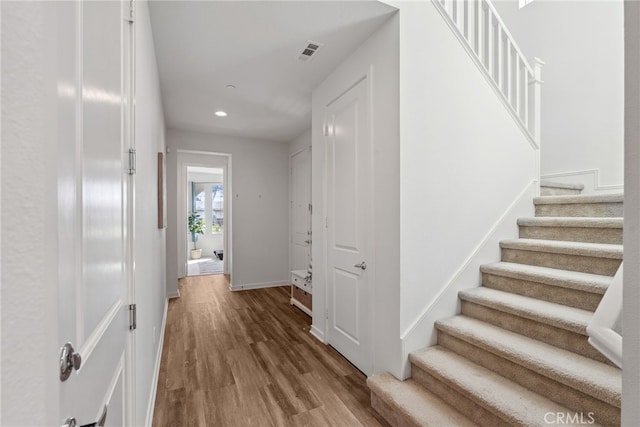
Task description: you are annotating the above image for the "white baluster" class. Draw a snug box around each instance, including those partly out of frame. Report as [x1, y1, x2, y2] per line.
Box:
[524, 71, 529, 126]
[515, 57, 521, 116]
[497, 28, 503, 90]
[487, 7, 494, 75]
[445, 0, 453, 17]
[475, 0, 482, 58]
[506, 41, 512, 104]
[462, 0, 469, 40]
[529, 57, 545, 143]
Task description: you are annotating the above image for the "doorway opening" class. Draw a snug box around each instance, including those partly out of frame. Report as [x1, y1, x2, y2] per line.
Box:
[177, 150, 232, 283]
[187, 166, 225, 276]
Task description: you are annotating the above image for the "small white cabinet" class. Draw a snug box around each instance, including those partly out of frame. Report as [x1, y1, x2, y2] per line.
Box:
[290, 269, 312, 316]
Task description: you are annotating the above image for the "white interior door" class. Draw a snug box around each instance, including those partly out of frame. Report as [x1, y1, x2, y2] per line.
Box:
[291, 148, 312, 271]
[325, 77, 373, 375]
[57, 1, 133, 426]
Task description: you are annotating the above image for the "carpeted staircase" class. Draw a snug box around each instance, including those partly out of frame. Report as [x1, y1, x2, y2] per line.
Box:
[368, 182, 623, 426]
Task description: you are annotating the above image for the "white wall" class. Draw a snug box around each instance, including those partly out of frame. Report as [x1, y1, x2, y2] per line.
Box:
[312, 13, 402, 377]
[493, 0, 624, 193]
[133, 2, 168, 426]
[289, 128, 311, 157]
[166, 129, 290, 292]
[623, 1, 640, 423]
[385, 0, 538, 376]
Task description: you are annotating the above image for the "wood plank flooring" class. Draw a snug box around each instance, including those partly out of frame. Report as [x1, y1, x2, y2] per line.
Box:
[152, 275, 389, 426]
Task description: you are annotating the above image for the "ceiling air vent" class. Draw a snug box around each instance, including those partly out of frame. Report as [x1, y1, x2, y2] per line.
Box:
[298, 40, 323, 62]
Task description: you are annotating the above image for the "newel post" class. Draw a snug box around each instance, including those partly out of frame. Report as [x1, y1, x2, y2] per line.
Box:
[529, 57, 545, 145]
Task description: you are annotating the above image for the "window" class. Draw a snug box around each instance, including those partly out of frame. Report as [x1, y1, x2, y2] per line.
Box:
[211, 184, 224, 233]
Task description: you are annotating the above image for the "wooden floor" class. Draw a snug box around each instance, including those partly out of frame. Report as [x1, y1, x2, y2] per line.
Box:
[152, 274, 389, 427]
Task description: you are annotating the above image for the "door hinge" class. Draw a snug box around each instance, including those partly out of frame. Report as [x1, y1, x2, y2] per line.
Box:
[129, 304, 137, 330]
[126, 0, 135, 23]
[128, 148, 136, 175]
[323, 124, 329, 137]
[325, 309, 329, 320]
[308, 203, 312, 214]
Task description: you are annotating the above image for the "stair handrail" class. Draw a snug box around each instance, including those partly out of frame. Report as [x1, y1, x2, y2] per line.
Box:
[587, 263, 622, 368]
[432, 0, 544, 149]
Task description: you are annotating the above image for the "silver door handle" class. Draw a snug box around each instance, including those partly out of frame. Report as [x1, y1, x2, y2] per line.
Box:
[59, 342, 82, 382]
[353, 261, 367, 270]
[304, 239, 312, 244]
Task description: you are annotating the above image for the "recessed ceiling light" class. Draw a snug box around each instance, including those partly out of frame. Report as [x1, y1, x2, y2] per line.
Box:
[215, 111, 228, 117]
[226, 84, 236, 89]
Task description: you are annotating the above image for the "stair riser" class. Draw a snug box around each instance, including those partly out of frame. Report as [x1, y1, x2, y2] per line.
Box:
[461, 301, 610, 364]
[540, 188, 582, 196]
[501, 248, 621, 276]
[535, 203, 623, 217]
[370, 392, 419, 427]
[519, 225, 622, 245]
[482, 273, 602, 311]
[409, 366, 512, 427]
[437, 332, 620, 426]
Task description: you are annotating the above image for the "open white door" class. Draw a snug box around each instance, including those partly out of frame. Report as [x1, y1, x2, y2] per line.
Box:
[325, 77, 373, 375]
[291, 148, 312, 270]
[57, 1, 134, 426]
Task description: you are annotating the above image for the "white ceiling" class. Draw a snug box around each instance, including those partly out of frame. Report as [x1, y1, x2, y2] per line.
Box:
[148, 1, 397, 142]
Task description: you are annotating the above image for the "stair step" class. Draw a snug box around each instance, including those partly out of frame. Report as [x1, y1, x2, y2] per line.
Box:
[459, 287, 591, 335]
[409, 346, 601, 427]
[518, 217, 623, 244]
[500, 238, 622, 276]
[480, 262, 610, 311]
[436, 316, 621, 408]
[540, 180, 584, 196]
[459, 287, 608, 362]
[367, 372, 477, 427]
[534, 194, 623, 217]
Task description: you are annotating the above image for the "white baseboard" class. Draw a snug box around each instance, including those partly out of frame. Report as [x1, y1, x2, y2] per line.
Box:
[229, 280, 290, 291]
[145, 298, 169, 427]
[541, 169, 623, 194]
[167, 290, 180, 299]
[310, 325, 325, 343]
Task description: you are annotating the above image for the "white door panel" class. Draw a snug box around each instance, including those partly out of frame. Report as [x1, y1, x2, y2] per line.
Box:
[326, 77, 372, 375]
[57, 1, 132, 425]
[291, 149, 311, 270]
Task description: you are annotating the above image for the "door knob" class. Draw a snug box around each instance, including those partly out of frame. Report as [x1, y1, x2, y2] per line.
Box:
[59, 342, 82, 382]
[304, 239, 312, 244]
[353, 261, 367, 270]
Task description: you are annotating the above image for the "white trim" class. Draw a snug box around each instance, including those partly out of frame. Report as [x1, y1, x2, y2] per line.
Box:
[144, 298, 168, 427]
[229, 281, 290, 291]
[78, 299, 123, 367]
[290, 298, 312, 316]
[541, 169, 624, 194]
[310, 325, 326, 343]
[167, 290, 180, 299]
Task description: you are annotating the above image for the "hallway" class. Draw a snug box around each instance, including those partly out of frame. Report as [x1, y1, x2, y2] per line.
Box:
[152, 275, 388, 426]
